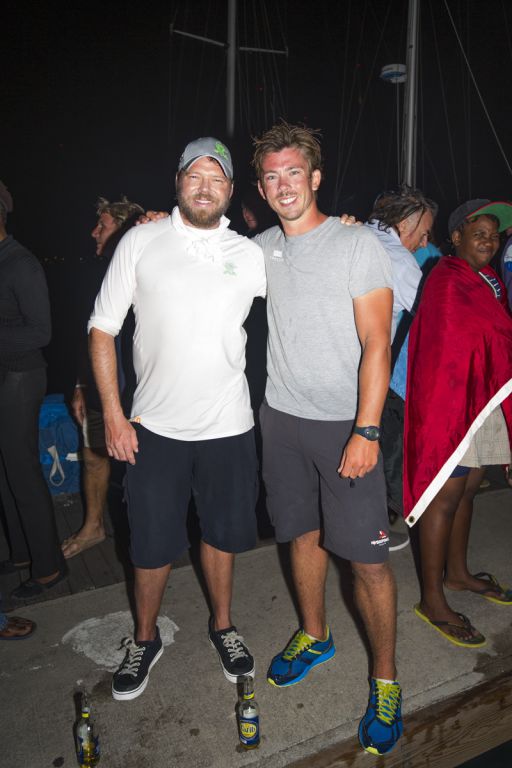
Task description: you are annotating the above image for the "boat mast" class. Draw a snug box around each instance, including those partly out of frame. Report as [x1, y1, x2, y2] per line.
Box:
[402, 0, 419, 188]
[171, 0, 287, 139]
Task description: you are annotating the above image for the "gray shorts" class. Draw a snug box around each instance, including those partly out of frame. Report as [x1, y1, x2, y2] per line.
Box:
[82, 408, 106, 450]
[260, 403, 389, 563]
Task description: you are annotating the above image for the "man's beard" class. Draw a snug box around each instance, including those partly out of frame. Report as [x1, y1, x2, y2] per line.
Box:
[177, 189, 230, 229]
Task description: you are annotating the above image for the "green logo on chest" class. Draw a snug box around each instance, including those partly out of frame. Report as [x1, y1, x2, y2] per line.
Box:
[223, 261, 237, 276]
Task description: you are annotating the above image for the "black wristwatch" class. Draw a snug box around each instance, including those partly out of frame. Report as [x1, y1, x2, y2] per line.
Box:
[353, 425, 381, 441]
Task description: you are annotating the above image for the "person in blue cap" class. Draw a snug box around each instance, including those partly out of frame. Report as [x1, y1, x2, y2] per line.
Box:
[88, 138, 266, 701]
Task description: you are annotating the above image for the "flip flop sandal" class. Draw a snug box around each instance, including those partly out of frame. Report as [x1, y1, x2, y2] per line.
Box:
[471, 572, 512, 605]
[0, 617, 37, 640]
[414, 604, 486, 648]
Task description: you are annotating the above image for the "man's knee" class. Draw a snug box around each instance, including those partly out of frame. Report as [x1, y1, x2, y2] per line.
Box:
[292, 529, 322, 552]
[352, 560, 394, 587]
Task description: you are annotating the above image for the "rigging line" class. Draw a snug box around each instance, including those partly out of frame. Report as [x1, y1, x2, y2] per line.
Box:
[192, 0, 213, 130]
[264, 1, 287, 117]
[274, 0, 288, 53]
[429, 0, 459, 200]
[248, 0, 262, 135]
[382, 73, 396, 189]
[365, 0, 398, 190]
[330, 0, 351, 197]
[456, 1, 470, 198]
[396, 83, 401, 185]
[336, 0, 393, 204]
[337, 0, 355, 176]
[443, 0, 512, 178]
[263, 68, 269, 135]
[197, 0, 224, 134]
[169, 7, 188, 151]
[277, 0, 289, 122]
[422, 140, 448, 204]
[236, 50, 247, 137]
[366, 0, 396, 59]
[251, 0, 262, 134]
[465, 0, 471, 198]
[501, 0, 512, 62]
[237, 2, 251, 137]
[333, 0, 367, 208]
[204, 58, 227, 131]
[167, 3, 180, 148]
[418, 28, 426, 191]
[337, 0, 368, 202]
[259, 0, 279, 119]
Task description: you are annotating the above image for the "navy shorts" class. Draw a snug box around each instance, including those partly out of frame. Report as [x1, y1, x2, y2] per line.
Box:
[125, 424, 259, 568]
[450, 465, 472, 478]
[260, 403, 389, 564]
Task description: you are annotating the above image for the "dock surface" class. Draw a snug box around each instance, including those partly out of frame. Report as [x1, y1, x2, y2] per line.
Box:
[1, 476, 511, 767]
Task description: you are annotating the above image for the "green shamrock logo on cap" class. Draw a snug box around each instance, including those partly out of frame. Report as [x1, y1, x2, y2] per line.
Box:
[215, 142, 228, 159]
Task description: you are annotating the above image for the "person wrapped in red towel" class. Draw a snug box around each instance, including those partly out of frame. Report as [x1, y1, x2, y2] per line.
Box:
[404, 199, 512, 647]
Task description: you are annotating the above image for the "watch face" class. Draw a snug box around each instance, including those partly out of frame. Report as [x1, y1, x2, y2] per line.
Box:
[365, 427, 380, 440]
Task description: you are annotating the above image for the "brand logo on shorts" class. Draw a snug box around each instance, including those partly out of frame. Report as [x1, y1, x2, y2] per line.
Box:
[370, 529, 389, 546]
[271, 249, 283, 261]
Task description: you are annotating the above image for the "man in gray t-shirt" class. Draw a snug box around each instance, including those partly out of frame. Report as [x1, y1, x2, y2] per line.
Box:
[253, 123, 402, 757]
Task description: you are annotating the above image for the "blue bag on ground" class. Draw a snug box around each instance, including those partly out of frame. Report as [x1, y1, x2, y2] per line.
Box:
[39, 394, 81, 494]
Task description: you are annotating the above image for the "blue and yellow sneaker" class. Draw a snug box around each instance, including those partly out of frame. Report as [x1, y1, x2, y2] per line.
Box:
[267, 627, 335, 687]
[358, 677, 403, 755]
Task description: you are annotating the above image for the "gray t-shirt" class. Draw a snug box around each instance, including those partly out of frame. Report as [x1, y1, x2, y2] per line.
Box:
[255, 217, 393, 420]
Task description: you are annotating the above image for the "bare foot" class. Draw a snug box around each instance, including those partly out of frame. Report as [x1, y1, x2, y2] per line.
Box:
[62, 530, 106, 559]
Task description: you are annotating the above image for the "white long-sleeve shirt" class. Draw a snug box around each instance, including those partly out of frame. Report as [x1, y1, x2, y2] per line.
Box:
[88, 208, 266, 440]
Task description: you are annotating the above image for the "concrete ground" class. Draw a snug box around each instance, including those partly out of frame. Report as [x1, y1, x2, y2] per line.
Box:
[1, 487, 512, 768]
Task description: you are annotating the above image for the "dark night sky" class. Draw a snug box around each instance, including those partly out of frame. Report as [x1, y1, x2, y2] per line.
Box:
[2, 0, 512, 388]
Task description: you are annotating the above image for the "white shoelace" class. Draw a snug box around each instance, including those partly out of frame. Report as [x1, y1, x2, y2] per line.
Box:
[118, 638, 145, 677]
[220, 630, 248, 662]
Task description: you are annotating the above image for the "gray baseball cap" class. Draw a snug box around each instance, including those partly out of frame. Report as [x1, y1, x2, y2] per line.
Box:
[448, 198, 512, 235]
[177, 137, 233, 179]
[0, 180, 13, 215]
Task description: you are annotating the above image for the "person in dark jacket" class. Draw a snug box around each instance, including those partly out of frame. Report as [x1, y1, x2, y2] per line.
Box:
[0, 180, 65, 599]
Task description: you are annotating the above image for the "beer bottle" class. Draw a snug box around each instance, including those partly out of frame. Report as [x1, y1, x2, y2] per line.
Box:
[76, 695, 100, 766]
[238, 676, 260, 749]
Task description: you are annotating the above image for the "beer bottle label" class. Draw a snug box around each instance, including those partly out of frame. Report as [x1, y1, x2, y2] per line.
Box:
[239, 715, 260, 747]
[78, 735, 100, 763]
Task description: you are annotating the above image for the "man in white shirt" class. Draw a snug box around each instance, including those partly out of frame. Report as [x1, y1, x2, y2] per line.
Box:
[88, 138, 266, 701]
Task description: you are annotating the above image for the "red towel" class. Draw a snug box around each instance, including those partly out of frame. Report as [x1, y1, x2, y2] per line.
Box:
[404, 256, 512, 525]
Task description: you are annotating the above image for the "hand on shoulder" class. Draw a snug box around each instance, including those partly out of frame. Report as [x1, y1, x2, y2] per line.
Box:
[136, 210, 170, 226]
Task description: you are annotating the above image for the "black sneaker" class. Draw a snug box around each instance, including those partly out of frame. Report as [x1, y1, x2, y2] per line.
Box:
[112, 626, 163, 701]
[208, 618, 255, 683]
